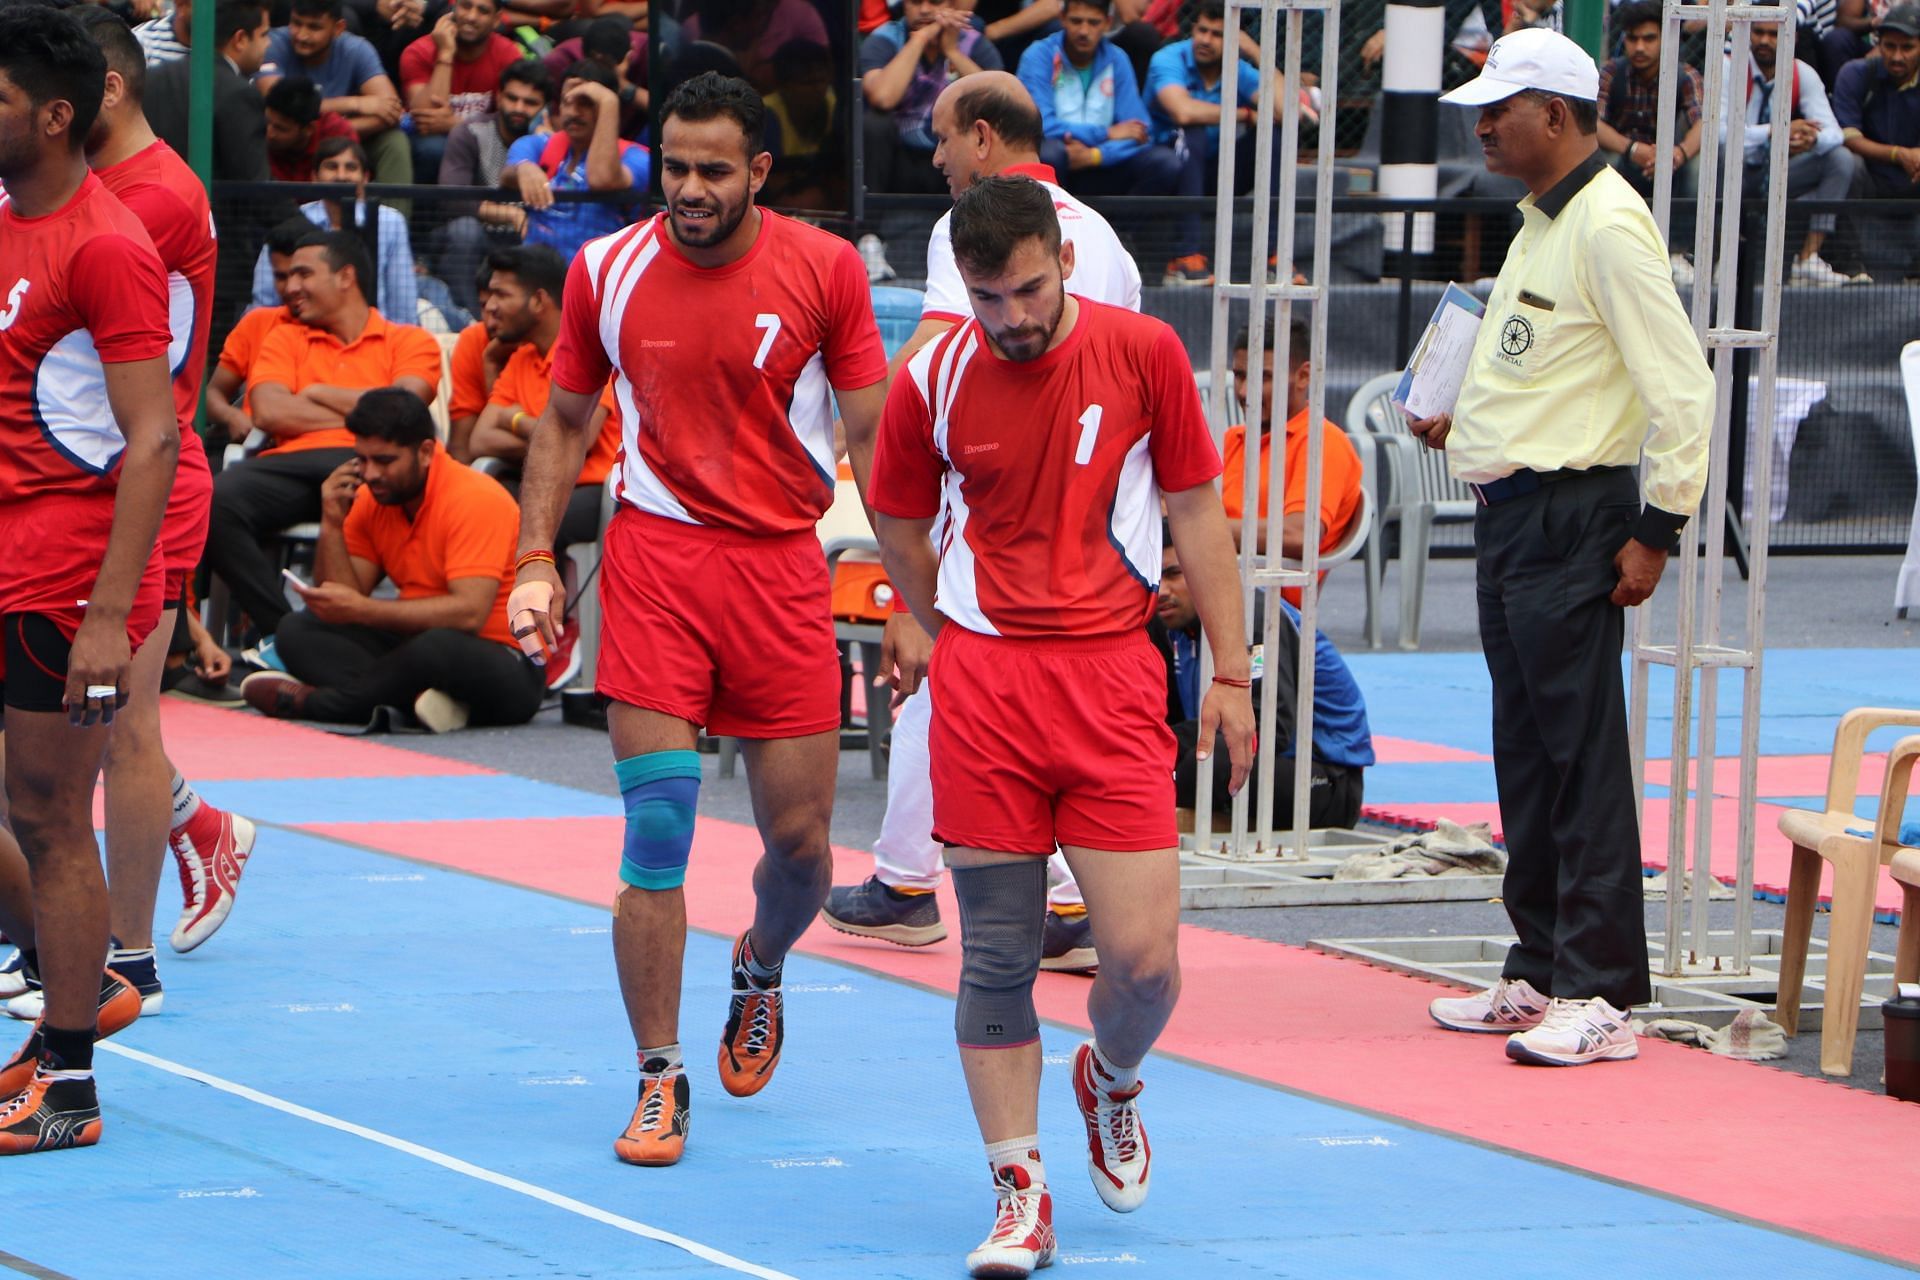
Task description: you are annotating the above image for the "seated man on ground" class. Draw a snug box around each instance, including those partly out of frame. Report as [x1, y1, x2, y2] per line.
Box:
[205, 215, 312, 448]
[1733, 11, 1855, 285]
[1152, 539, 1373, 829]
[1595, 0, 1702, 277]
[1019, 0, 1178, 195]
[263, 77, 357, 182]
[242, 389, 545, 731]
[250, 137, 419, 323]
[256, 0, 411, 183]
[1834, 5, 1920, 205]
[859, 0, 1004, 193]
[505, 60, 650, 263]
[206, 230, 442, 644]
[397, 0, 524, 181]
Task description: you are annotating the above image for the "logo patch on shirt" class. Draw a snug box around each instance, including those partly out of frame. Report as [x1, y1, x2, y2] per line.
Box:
[1498, 314, 1535, 362]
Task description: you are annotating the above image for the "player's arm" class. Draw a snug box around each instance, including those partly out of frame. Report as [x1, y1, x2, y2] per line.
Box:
[203, 365, 254, 442]
[1164, 481, 1256, 795]
[874, 511, 941, 652]
[837, 378, 889, 520]
[507, 384, 601, 658]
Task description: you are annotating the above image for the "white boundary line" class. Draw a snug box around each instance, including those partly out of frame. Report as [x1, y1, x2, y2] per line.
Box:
[98, 1042, 797, 1280]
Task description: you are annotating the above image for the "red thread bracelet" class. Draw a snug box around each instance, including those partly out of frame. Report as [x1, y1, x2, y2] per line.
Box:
[1212, 675, 1252, 688]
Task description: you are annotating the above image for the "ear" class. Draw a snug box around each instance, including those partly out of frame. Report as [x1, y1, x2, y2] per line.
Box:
[1059, 237, 1077, 283]
[102, 70, 126, 113]
[42, 97, 76, 141]
[748, 148, 774, 193]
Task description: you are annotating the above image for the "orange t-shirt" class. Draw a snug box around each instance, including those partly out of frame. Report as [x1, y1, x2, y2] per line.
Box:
[342, 452, 520, 648]
[1221, 409, 1363, 544]
[250, 309, 444, 453]
[488, 341, 621, 486]
[218, 305, 292, 379]
[447, 321, 492, 421]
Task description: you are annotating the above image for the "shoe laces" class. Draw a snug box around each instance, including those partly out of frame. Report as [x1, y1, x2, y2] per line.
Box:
[1097, 1090, 1141, 1166]
[738, 993, 776, 1055]
[636, 1078, 670, 1133]
[0, 1077, 41, 1126]
[988, 1186, 1039, 1244]
[171, 832, 206, 906]
[1537, 997, 1595, 1033]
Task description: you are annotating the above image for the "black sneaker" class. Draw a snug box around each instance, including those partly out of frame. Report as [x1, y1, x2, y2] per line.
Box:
[0, 1069, 102, 1155]
[820, 876, 947, 946]
[1040, 910, 1098, 974]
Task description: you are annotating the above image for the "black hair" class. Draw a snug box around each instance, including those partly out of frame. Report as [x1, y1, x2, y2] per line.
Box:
[1194, 0, 1225, 23]
[264, 75, 322, 125]
[347, 387, 436, 446]
[582, 14, 633, 61]
[314, 133, 368, 171]
[267, 214, 317, 257]
[0, 6, 107, 151]
[497, 57, 552, 101]
[658, 69, 766, 154]
[949, 75, 1043, 151]
[294, 228, 374, 302]
[949, 175, 1061, 278]
[1520, 88, 1599, 134]
[1612, 0, 1661, 35]
[289, 0, 343, 22]
[1063, 0, 1111, 15]
[560, 56, 619, 95]
[771, 37, 831, 81]
[1233, 314, 1312, 369]
[74, 5, 144, 104]
[213, 0, 266, 46]
[486, 243, 568, 302]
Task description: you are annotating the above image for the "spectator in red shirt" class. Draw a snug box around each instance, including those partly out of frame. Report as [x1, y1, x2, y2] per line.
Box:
[399, 0, 524, 181]
[264, 77, 359, 182]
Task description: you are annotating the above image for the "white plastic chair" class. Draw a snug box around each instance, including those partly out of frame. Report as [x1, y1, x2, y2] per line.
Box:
[1897, 341, 1920, 617]
[1343, 372, 1476, 650]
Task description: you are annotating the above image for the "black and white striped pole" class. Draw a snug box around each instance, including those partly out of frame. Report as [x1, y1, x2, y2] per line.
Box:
[1378, 0, 1444, 254]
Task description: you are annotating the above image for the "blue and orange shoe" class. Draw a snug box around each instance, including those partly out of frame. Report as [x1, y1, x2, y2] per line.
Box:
[717, 932, 783, 1097]
[614, 1069, 689, 1166]
[0, 1068, 102, 1156]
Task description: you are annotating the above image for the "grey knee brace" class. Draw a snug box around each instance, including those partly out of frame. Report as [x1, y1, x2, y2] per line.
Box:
[951, 859, 1048, 1049]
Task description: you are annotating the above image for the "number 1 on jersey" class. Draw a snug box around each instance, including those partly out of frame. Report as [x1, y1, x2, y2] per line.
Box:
[752, 313, 782, 369]
[1073, 404, 1104, 465]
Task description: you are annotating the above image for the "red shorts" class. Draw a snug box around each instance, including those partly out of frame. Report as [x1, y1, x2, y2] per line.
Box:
[162, 438, 214, 602]
[0, 496, 164, 710]
[595, 507, 840, 739]
[928, 627, 1178, 854]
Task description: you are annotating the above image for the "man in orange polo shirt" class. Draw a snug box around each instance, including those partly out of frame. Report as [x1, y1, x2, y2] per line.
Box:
[1221, 315, 1364, 600]
[203, 216, 313, 447]
[205, 229, 442, 640]
[239, 389, 543, 732]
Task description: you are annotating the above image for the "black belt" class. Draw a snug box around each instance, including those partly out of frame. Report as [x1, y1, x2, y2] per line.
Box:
[1469, 465, 1629, 506]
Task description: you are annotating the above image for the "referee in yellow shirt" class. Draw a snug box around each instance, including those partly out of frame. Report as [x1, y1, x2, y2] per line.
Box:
[1408, 29, 1714, 1067]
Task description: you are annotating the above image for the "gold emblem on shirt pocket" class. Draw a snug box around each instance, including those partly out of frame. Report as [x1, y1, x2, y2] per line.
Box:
[1493, 291, 1558, 379]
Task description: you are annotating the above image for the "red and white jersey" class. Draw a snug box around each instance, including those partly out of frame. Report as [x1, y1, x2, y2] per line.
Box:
[921, 162, 1142, 322]
[871, 300, 1219, 639]
[0, 173, 171, 509]
[552, 209, 888, 536]
[94, 139, 216, 479]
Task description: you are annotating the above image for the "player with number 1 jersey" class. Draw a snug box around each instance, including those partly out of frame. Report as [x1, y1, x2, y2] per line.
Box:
[509, 73, 887, 1170]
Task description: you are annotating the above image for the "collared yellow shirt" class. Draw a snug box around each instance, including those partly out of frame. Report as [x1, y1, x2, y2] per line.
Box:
[1448, 154, 1714, 530]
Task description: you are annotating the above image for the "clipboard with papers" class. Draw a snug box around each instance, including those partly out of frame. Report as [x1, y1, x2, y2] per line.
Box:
[1393, 283, 1486, 420]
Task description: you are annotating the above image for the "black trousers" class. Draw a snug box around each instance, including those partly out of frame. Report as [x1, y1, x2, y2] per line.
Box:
[1475, 466, 1652, 1009]
[205, 447, 354, 636]
[276, 611, 546, 726]
[1172, 722, 1364, 830]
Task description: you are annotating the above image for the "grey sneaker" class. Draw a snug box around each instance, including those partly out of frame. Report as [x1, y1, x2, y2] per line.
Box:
[1429, 977, 1550, 1033]
[820, 877, 946, 946]
[1040, 910, 1097, 974]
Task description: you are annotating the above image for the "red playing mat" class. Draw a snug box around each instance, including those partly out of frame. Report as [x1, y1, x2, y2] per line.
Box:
[1369, 735, 1494, 764]
[158, 699, 493, 781]
[1645, 753, 1887, 802]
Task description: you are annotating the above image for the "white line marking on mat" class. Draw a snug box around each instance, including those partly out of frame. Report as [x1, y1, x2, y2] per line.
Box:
[100, 1043, 798, 1280]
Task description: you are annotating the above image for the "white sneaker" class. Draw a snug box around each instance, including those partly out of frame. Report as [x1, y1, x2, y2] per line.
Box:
[1505, 996, 1639, 1066]
[1788, 255, 1848, 288]
[966, 1167, 1055, 1278]
[0, 950, 31, 1000]
[1429, 977, 1549, 1033]
[1071, 1041, 1149, 1213]
[412, 689, 470, 734]
[858, 233, 897, 284]
[1670, 254, 1695, 288]
[4, 988, 41, 1022]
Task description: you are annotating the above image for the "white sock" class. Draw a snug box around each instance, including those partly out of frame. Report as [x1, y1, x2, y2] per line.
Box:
[108, 946, 155, 965]
[1091, 1041, 1139, 1094]
[637, 1043, 683, 1076]
[984, 1135, 1046, 1190]
[170, 771, 202, 831]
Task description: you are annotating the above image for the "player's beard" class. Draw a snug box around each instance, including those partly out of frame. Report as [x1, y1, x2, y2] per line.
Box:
[670, 192, 749, 248]
[988, 289, 1065, 363]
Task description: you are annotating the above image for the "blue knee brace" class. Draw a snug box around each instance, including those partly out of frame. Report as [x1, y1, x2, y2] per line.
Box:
[615, 751, 702, 890]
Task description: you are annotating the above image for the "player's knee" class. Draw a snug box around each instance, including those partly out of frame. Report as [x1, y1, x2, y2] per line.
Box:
[4, 789, 90, 862]
[952, 859, 1048, 1048]
[757, 810, 831, 870]
[1101, 951, 1182, 1011]
[614, 750, 702, 891]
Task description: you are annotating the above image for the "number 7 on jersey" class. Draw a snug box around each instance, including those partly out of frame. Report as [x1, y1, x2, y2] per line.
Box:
[752, 313, 782, 370]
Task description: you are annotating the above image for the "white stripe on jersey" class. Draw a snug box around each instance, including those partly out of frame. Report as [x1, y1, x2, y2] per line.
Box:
[36, 328, 125, 474]
[166, 270, 194, 377]
[1109, 435, 1160, 590]
[902, 320, 997, 636]
[785, 350, 836, 485]
[932, 327, 980, 459]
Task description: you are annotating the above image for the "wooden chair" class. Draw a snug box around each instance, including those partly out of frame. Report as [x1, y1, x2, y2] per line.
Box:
[1775, 711, 1920, 1075]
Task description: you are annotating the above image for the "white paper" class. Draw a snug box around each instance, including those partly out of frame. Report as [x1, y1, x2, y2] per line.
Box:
[1394, 283, 1486, 421]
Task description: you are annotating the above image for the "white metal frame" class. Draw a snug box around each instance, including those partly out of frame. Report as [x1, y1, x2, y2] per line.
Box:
[1190, 0, 1339, 862]
[1631, 0, 1794, 977]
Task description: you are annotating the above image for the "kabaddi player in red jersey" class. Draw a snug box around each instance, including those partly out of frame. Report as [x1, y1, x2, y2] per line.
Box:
[869, 176, 1255, 1277]
[0, 6, 180, 1155]
[507, 73, 888, 1168]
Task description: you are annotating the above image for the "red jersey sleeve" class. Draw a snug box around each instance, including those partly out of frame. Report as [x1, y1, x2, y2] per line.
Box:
[68, 235, 171, 365]
[1144, 325, 1221, 493]
[551, 250, 613, 396]
[869, 370, 944, 520]
[821, 239, 888, 391]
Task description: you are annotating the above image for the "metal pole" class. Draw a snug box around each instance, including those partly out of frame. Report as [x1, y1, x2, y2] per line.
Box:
[187, 0, 215, 187]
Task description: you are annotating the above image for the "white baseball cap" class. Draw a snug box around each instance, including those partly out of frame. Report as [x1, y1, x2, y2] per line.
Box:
[1439, 28, 1600, 106]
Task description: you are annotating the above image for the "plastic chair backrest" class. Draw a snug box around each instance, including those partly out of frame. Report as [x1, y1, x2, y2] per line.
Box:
[1346, 371, 1475, 510]
[871, 284, 927, 360]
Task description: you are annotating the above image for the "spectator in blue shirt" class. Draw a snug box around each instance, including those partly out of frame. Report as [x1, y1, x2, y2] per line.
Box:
[1017, 0, 1178, 196]
[1148, 0, 1287, 285]
[860, 0, 1004, 193]
[251, 137, 421, 323]
[1153, 539, 1372, 828]
[505, 61, 650, 263]
[256, 0, 412, 182]
[1834, 5, 1920, 197]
